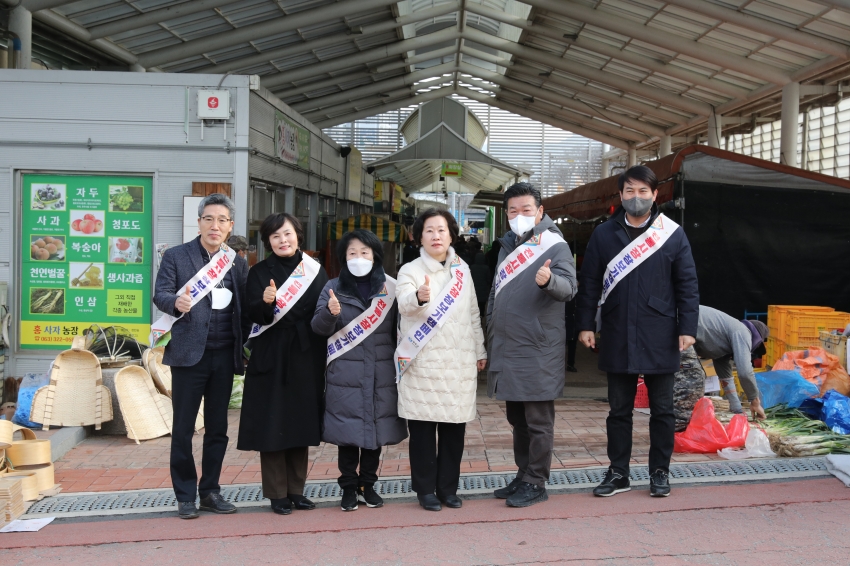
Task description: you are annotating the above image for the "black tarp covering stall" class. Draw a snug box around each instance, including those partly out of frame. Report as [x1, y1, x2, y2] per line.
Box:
[543, 146, 850, 319]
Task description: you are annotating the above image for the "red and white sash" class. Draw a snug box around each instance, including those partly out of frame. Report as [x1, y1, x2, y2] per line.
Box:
[494, 231, 566, 297]
[248, 254, 321, 339]
[599, 213, 680, 305]
[326, 278, 396, 365]
[149, 244, 237, 347]
[394, 258, 471, 381]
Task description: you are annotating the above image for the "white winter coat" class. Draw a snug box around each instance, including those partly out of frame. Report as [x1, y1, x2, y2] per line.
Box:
[396, 246, 487, 423]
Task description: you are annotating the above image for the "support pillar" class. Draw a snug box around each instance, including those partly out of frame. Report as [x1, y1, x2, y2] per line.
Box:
[129, 63, 146, 72]
[9, 6, 32, 70]
[707, 111, 721, 148]
[601, 158, 610, 179]
[781, 81, 800, 168]
[627, 144, 637, 167]
[659, 135, 672, 157]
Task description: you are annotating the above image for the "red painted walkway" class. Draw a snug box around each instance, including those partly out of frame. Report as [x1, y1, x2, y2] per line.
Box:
[4, 479, 849, 564]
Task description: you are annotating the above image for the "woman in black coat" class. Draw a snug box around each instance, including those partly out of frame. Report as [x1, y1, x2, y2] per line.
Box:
[311, 229, 407, 512]
[237, 212, 328, 516]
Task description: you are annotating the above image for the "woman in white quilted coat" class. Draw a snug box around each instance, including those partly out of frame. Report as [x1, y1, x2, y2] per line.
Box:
[396, 208, 487, 512]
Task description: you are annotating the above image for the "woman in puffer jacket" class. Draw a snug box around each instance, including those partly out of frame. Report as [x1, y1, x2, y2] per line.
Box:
[396, 208, 487, 512]
[312, 229, 407, 512]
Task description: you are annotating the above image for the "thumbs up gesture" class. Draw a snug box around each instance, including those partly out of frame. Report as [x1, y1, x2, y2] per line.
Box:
[535, 259, 552, 287]
[175, 285, 193, 313]
[417, 275, 431, 304]
[263, 279, 277, 304]
[328, 289, 341, 316]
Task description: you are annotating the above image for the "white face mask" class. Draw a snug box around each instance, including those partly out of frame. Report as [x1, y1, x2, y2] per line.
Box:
[347, 257, 373, 277]
[509, 213, 537, 236]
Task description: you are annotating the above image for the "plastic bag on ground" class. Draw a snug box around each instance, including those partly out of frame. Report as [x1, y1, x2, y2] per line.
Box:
[821, 389, 850, 435]
[772, 347, 850, 396]
[12, 373, 50, 428]
[756, 370, 820, 408]
[674, 397, 749, 454]
[718, 428, 776, 460]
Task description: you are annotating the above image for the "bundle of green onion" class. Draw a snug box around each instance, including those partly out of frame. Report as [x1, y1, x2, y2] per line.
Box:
[758, 405, 850, 457]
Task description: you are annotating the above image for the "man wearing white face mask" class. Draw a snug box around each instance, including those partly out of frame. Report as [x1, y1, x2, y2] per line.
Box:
[487, 183, 577, 508]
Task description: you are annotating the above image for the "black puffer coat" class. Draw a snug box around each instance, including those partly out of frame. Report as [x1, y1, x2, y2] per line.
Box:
[311, 265, 407, 449]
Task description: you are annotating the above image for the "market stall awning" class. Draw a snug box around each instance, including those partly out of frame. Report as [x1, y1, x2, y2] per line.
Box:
[366, 122, 528, 195]
[468, 189, 507, 209]
[328, 214, 408, 242]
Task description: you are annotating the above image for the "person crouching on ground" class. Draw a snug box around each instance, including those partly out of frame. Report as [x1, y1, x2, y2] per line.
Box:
[486, 182, 577, 508]
[237, 213, 328, 516]
[396, 208, 487, 512]
[576, 165, 699, 499]
[153, 193, 249, 520]
[311, 229, 408, 512]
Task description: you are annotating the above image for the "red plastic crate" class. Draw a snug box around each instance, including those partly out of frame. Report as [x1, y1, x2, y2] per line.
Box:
[634, 379, 649, 408]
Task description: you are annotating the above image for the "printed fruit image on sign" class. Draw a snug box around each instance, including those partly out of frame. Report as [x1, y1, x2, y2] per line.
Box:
[70, 211, 105, 236]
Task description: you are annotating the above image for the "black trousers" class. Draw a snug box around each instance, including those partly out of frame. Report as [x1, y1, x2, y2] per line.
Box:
[506, 400, 555, 488]
[337, 446, 382, 489]
[566, 338, 577, 367]
[408, 420, 466, 499]
[170, 348, 234, 502]
[606, 372, 675, 476]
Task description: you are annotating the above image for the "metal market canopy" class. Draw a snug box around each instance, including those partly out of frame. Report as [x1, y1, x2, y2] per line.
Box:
[8, 0, 850, 153]
[366, 97, 527, 194]
[328, 214, 407, 241]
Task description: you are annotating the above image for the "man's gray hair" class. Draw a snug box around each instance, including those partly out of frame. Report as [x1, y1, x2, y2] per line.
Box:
[198, 193, 235, 220]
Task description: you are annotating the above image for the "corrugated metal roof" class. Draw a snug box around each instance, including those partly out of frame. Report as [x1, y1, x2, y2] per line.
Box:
[5, 0, 850, 153]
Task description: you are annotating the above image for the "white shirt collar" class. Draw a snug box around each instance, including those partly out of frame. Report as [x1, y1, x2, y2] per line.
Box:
[624, 214, 651, 228]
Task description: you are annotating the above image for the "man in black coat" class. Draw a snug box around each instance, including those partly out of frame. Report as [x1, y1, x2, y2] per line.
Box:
[153, 193, 249, 519]
[576, 166, 699, 499]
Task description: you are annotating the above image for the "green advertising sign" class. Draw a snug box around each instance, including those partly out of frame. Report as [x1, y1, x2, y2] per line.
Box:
[274, 110, 311, 170]
[20, 173, 153, 349]
[441, 162, 462, 177]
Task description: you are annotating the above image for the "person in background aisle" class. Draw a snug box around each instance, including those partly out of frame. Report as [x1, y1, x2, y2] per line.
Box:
[227, 235, 249, 260]
[470, 250, 492, 328]
[395, 209, 487, 512]
[576, 165, 699, 499]
[565, 290, 578, 373]
[153, 193, 249, 520]
[487, 182, 577, 508]
[311, 229, 407, 512]
[694, 306, 768, 420]
[237, 213, 328, 517]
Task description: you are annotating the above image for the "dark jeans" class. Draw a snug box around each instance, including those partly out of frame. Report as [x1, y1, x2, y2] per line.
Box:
[506, 400, 555, 488]
[606, 372, 675, 476]
[170, 348, 234, 502]
[337, 446, 382, 489]
[408, 420, 466, 499]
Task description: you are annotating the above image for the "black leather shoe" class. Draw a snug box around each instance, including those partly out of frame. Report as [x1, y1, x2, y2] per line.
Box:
[567, 365, 578, 372]
[439, 494, 462, 509]
[494, 477, 523, 499]
[199, 493, 236, 514]
[177, 501, 199, 519]
[649, 470, 671, 497]
[593, 468, 631, 497]
[417, 493, 442, 511]
[270, 498, 292, 515]
[506, 482, 548, 508]
[289, 494, 316, 510]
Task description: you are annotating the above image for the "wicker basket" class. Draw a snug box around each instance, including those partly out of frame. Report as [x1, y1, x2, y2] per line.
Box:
[142, 347, 165, 372]
[149, 351, 173, 397]
[12, 463, 55, 493]
[0, 420, 12, 449]
[6, 426, 51, 467]
[114, 366, 173, 444]
[3, 471, 39, 501]
[30, 336, 113, 430]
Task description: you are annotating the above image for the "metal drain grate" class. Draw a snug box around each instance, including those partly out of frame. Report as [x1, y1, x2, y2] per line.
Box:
[24, 457, 829, 518]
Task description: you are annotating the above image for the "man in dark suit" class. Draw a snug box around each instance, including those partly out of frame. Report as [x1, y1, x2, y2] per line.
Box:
[576, 166, 699, 499]
[153, 193, 249, 519]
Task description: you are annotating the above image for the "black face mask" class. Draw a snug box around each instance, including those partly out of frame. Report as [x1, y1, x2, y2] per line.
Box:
[752, 343, 767, 360]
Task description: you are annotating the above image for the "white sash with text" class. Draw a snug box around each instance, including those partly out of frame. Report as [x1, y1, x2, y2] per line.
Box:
[326, 278, 397, 365]
[494, 231, 567, 297]
[248, 254, 321, 339]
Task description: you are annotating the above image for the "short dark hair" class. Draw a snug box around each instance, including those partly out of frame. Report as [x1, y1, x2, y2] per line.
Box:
[226, 235, 248, 252]
[618, 165, 658, 192]
[412, 208, 459, 247]
[259, 212, 303, 249]
[503, 182, 542, 208]
[336, 229, 384, 267]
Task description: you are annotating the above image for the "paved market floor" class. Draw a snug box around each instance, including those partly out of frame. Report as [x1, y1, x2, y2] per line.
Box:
[4, 479, 849, 565]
